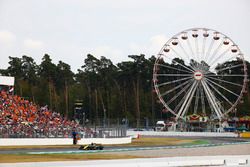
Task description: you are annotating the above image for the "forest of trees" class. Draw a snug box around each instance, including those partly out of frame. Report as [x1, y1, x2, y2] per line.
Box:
[0, 54, 250, 127]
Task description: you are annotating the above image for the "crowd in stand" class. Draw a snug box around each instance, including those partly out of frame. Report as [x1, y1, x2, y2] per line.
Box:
[0, 89, 86, 138]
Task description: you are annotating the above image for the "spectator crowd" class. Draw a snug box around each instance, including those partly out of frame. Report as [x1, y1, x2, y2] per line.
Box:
[0, 89, 85, 138]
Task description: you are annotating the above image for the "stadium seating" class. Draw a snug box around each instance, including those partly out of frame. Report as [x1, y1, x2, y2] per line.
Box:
[0, 90, 84, 138]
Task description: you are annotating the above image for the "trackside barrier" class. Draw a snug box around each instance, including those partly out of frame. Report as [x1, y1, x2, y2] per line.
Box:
[1, 155, 249, 167]
[0, 137, 132, 146]
[240, 132, 250, 138]
[127, 131, 238, 137]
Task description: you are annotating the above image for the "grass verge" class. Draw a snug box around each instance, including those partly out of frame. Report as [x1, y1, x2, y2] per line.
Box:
[119, 137, 207, 147]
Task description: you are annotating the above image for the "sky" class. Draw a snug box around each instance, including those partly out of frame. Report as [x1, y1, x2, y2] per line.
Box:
[0, 0, 249, 72]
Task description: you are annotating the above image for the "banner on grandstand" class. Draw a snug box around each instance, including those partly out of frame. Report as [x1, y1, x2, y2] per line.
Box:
[0, 76, 15, 86]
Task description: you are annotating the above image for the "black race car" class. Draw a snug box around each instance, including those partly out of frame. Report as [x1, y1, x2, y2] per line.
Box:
[79, 143, 104, 150]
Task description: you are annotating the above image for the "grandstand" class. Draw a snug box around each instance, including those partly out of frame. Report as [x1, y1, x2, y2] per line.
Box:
[0, 89, 86, 138]
[0, 76, 86, 138]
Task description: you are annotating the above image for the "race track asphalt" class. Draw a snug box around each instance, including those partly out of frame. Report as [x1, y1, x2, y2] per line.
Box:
[0, 136, 249, 154]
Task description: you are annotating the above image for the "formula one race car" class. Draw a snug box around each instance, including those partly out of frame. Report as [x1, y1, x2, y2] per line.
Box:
[79, 143, 104, 150]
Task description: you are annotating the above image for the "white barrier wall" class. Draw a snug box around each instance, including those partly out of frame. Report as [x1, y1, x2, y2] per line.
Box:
[127, 131, 238, 137]
[0, 137, 132, 146]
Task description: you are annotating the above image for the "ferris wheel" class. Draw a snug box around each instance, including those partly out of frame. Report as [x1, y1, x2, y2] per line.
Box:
[153, 28, 248, 121]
